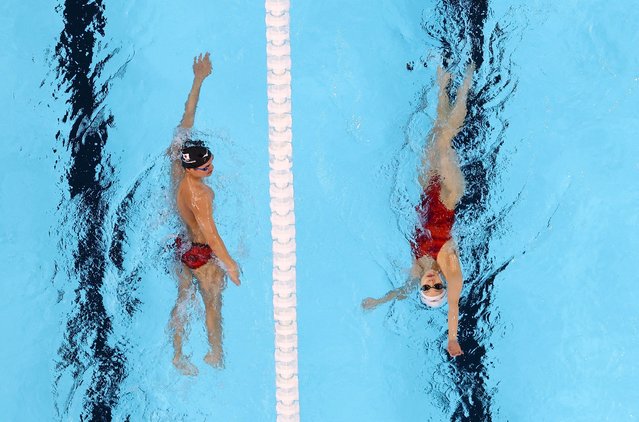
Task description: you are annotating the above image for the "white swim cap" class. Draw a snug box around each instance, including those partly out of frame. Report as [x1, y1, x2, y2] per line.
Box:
[419, 288, 447, 308]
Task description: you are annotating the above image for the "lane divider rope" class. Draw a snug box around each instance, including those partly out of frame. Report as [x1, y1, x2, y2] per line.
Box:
[265, 1, 300, 421]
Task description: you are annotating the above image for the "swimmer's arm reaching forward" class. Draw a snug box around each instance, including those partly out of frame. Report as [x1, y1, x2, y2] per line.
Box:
[168, 53, 213, 188]
[180, 52, 212, 129]
[361, 277, 419, 310]
[191, 187, 241, 286]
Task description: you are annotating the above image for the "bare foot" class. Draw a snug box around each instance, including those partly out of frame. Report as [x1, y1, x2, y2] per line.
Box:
[204, 350, 224, 369]
[173, 355, 199, 376]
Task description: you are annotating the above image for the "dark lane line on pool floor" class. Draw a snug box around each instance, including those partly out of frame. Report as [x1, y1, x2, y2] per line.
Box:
[51, 0, 125, 420]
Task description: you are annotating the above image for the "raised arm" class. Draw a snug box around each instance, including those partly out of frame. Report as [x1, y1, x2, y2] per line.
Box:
[168, 53, 213, 189]
[361, 277, 419, 310]
[180, 52, 213, 129]
[168, 53, 212, 158]
[191, 188, 241, 286]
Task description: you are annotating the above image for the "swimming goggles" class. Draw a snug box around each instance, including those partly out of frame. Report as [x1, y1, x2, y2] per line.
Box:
[420, 283, 445, 291]
[195, 163, 212, 172]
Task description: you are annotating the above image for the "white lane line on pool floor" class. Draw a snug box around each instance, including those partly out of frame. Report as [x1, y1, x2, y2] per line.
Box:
[265, 1, 300, 421]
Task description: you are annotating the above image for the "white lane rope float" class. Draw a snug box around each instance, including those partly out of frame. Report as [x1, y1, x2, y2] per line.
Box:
[265, 1, 300, 421]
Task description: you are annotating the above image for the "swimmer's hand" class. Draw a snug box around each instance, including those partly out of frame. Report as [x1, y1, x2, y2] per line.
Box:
[447, 339, 463, 357]
[226, 260, 241, 287]
[361, 297, 380, 311]
[193, 52, 213, 81]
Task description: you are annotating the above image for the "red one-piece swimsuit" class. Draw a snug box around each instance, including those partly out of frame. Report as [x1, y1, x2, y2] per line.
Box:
[411, 176, 455, 261]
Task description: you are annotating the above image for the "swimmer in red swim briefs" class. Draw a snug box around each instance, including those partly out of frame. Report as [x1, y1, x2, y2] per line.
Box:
[166, 52, 241, 375]
[362, 63, 474, 358]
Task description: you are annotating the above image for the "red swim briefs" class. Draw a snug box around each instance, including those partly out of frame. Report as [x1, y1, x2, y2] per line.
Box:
[175, 237, 214, 270]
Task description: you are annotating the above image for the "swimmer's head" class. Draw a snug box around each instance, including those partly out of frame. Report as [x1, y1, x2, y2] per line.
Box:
[181, 141, 213, 177]
[419, 268, 447, 308]
[412, 256, 447, 308]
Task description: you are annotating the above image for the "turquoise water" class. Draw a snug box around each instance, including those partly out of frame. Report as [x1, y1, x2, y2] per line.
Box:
[1, 0, 638, 421]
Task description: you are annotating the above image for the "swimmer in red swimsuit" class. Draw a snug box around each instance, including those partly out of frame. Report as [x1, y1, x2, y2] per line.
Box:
[362, 63, 473, 358]
[166, 53, 241, 375]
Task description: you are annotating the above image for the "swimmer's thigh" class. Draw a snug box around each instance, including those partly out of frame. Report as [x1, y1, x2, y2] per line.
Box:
[192, 262, 225, 298]
[175, 263, 195, 297]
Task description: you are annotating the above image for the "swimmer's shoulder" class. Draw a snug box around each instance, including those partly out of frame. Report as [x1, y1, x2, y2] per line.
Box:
[198, 183, 214, 198]
[199, 183, 214, 199]
[181, 181, 214, 202]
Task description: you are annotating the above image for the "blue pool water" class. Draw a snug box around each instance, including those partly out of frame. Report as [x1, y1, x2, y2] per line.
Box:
[2, 0, 638, 421]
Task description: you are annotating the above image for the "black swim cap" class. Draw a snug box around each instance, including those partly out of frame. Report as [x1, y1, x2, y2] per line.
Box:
[181, 142, 212, 168]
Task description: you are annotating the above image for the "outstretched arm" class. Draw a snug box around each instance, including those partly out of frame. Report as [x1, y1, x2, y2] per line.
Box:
[168, 53, 213, 157]
[179, 52, 213, 129]
[168, 53, 213, 188]
[361, 277, 419, 310]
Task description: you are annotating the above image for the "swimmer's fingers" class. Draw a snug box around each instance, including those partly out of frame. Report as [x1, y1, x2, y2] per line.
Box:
[361, 297, 378, 311]
[447, 339, 464, 357]
[226, 261, 241, 286]
[446, 345, 457, 357]
[204, 52, 212, 73]
[193, 52, 213, 80]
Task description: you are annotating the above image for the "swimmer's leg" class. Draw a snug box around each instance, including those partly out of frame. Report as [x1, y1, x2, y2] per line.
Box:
[445, 62, 474, 135]
[192, 261, 226, 368]
[420, 66, 453, 185]
[433, 64, 474, 208]
[434, 135, 466, 209]
[436, 65, 453, 123]
[170, 264, 199, 376]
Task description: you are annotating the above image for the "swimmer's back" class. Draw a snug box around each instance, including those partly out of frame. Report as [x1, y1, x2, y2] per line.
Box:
[176, 179, 214, 243]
